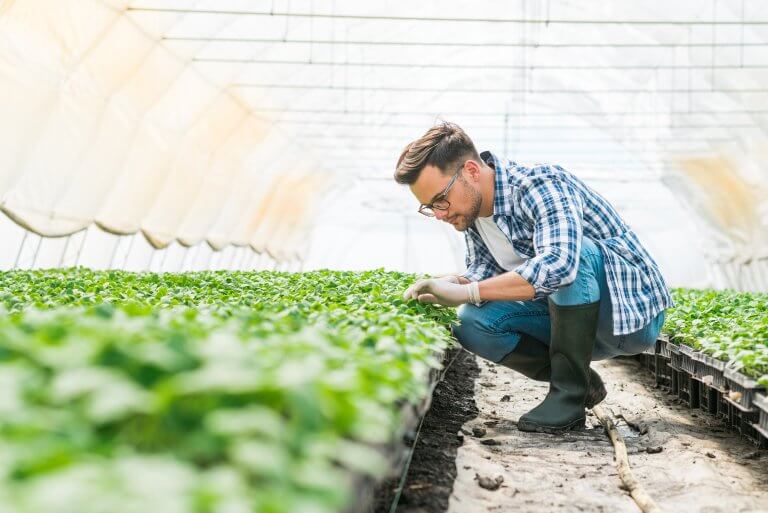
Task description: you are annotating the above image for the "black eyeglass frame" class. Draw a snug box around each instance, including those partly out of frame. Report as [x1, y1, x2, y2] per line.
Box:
[417, 161, 465, 217]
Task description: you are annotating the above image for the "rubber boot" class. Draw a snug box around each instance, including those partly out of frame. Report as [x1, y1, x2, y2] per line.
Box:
[517, 300, 601, 434]
[497, 334, 607, 409]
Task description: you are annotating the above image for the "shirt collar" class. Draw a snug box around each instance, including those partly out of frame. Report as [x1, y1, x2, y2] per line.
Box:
[479, 150, 513, 217]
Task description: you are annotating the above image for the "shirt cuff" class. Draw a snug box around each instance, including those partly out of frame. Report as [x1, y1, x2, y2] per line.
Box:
[513, 259, 557, 299]
[460, 269, 483, 282]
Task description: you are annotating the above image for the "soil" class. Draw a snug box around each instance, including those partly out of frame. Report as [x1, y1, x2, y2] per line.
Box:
[377, 351, 768, 513]
[449, 357, 768, 512]
[374, 348, 480, 513]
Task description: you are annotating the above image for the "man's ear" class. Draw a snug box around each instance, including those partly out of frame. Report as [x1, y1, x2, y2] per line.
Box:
[465, 159, 482, 183]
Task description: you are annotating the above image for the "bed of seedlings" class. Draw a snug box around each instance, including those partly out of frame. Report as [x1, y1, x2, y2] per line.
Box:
[0, 269, 456, 513]
[639, 288, 768, 445]
[3, 268, 765, 512]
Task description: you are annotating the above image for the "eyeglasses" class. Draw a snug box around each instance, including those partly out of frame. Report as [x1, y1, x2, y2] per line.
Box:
[418, 162, 464, 217]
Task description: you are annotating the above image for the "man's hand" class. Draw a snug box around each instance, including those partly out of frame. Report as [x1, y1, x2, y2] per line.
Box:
[403, 275, 459, 300]
[403, 276, 470, 307]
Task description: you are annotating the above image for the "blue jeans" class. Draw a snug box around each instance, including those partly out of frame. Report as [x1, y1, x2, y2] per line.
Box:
[452, 237, 666, 363]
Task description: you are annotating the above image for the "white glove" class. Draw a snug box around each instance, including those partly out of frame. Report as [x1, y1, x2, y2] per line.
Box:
[403, 275, 460, 301]
[402, 276, 470, 307]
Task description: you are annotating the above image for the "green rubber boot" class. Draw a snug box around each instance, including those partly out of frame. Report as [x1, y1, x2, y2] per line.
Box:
[517, 300, 601, 434]
[497, 334, 606, 409]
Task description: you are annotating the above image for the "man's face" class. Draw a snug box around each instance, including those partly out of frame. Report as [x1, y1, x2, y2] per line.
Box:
[409, 163, 482, 232]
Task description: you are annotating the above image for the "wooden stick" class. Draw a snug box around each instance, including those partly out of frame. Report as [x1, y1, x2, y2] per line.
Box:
[592, 405, 664, 513]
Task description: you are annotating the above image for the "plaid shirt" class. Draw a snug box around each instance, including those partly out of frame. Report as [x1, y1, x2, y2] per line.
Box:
[462, 151, 673, 336]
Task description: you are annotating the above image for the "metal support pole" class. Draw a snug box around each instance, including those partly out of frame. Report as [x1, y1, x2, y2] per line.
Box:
[13, 230, 29, 269]
[159, 247, 169, 272]
[122, 233, 136, 269]
[30, 235, 43, 270]
[58, 234, 72, 268]
[179, 246, 190, 271]
[187, 244, 200, 271]
[147, 249, 156, 272]
[108, 236, 122, 269]
[73, 229, 89, 267]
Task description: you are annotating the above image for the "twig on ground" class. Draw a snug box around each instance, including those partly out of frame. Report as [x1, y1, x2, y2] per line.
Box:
[592, 405, 664, 513]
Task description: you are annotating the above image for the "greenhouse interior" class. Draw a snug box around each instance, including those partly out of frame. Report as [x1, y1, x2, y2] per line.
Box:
[0, 1, 766, 512]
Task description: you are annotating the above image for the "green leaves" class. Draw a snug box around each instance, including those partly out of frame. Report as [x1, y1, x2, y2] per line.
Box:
[663, 288, 768, 383]
[0, 268, 455, 513]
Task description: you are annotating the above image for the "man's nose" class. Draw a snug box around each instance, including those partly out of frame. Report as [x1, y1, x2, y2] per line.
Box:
[434, 209, 449, 221]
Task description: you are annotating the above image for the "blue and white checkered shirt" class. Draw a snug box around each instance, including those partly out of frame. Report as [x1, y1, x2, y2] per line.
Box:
[462, 151, 673, 336]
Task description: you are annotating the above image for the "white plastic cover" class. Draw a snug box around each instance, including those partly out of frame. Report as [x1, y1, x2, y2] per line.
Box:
[0, 1, 766, 287]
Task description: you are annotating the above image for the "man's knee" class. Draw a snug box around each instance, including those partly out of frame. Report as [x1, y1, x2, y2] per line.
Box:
[452, 303, 498, 356]
[452, 303, 527, 362]
[452, 303, 486, 344]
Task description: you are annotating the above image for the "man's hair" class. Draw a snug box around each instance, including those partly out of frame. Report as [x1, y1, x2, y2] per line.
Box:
[394, 122, 480, 185]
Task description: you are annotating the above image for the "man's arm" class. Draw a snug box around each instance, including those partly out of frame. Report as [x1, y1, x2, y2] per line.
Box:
[510, 170, 585, 299]
[455, 273, 535, 301]
[453, 222, 536, 300]
[467, 169, 583, 304]
[477, 271, 535, 301]
[404, 270, 535, 306]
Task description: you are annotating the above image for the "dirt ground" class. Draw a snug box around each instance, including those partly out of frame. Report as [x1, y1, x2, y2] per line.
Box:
[391, 350, 768, 513]
[375, 348, 480, 513]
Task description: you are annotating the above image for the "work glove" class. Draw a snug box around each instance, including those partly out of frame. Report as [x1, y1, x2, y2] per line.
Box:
[403, 275, 469, 307]
[403, 275, 460, 300]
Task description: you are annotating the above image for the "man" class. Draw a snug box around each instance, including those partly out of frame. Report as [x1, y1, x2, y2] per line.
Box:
[394, 122, 672, 434]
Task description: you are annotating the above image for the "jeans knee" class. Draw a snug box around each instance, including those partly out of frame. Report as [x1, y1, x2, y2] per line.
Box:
[452, 304, 509, 361]
[452, 303, 485, 346]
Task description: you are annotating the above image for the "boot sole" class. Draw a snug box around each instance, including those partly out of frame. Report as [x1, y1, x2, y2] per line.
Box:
[517, 416, 586, 434]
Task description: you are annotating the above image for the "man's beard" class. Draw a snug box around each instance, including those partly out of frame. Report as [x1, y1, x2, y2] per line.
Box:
[452, 181, 482, 231]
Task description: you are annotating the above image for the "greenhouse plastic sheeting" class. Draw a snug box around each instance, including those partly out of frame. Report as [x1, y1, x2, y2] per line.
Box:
[0, 0, 325, 258]
[0, 0, 767, 283]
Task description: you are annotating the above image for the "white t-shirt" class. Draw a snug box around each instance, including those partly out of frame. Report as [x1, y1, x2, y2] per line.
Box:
[474, 215, 525, 271]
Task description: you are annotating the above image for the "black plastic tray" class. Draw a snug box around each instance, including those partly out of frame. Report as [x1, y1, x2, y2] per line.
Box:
[678, 343, 700, 377]
[658, 334, 671, 358]
[695, 353, 728, 393]
[752, 393, 768, 440]
[629, 340, 767, 447]
[724, 366, 764, 413]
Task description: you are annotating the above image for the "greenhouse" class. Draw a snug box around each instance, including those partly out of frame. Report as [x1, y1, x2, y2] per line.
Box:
[0, 1, 766, 512]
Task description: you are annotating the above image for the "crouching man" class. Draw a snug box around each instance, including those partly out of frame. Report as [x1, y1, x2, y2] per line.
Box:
[395, 122, 672, 434]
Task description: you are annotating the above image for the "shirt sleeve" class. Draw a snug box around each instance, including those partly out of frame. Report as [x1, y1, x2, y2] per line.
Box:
[512, 169, 584, 299]
[460, 229, 504, 282]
